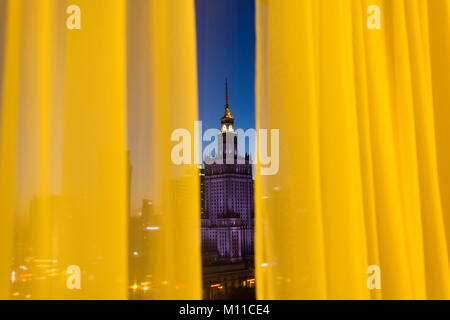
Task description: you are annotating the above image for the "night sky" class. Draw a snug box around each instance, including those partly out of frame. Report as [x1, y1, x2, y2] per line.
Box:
[195, 0, 255, 134]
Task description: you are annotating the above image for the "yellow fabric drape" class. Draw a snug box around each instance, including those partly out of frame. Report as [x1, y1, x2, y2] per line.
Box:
[127, 0, 201, 300]
[0, 0, 200, 299]
[255, 0, 450, 300]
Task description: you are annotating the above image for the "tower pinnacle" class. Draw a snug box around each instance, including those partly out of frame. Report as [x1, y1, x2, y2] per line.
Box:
[221, 78, 234, 132]
[225, 78, 229, 107]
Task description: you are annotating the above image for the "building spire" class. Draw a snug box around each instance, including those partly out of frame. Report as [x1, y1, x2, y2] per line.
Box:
[221, 78, 234, 131]
[225, 78, 229, 107]
[223, 78, 233, 119]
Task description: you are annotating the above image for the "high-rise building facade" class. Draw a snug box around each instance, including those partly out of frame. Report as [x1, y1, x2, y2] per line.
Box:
[200, 80, 255, 299]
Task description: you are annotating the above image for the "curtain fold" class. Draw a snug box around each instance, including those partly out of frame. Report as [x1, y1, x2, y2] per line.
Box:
[255, 0, 450, 300]
[127, 0, 201, 300]
[0, 0, 201, 300]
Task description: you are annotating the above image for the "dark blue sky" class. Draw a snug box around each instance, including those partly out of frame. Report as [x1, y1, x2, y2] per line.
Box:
[195, 0, 255, 132]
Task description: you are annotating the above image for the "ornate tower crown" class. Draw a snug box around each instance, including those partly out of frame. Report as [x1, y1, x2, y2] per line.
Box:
[221, 78, 234, 132]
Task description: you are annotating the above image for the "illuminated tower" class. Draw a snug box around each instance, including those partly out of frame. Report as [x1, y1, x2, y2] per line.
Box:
[218, 78, 238, 163]
[220, 78, 234, 133]
[201, 79, 254, 264]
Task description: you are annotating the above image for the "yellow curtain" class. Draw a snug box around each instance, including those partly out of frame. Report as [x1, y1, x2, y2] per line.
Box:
[126, 0, 201, 300]
[0, 0, 200, 300]
[256, 0, 450, 300]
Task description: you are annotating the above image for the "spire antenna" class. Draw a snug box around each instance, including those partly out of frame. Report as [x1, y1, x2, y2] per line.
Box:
[221, 78, 234, 131]
[225, 78, 229, 107]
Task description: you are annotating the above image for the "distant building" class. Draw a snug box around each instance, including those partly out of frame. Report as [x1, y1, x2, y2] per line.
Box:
[200, 80, 255, 299]
[129, 199, 162, 299]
